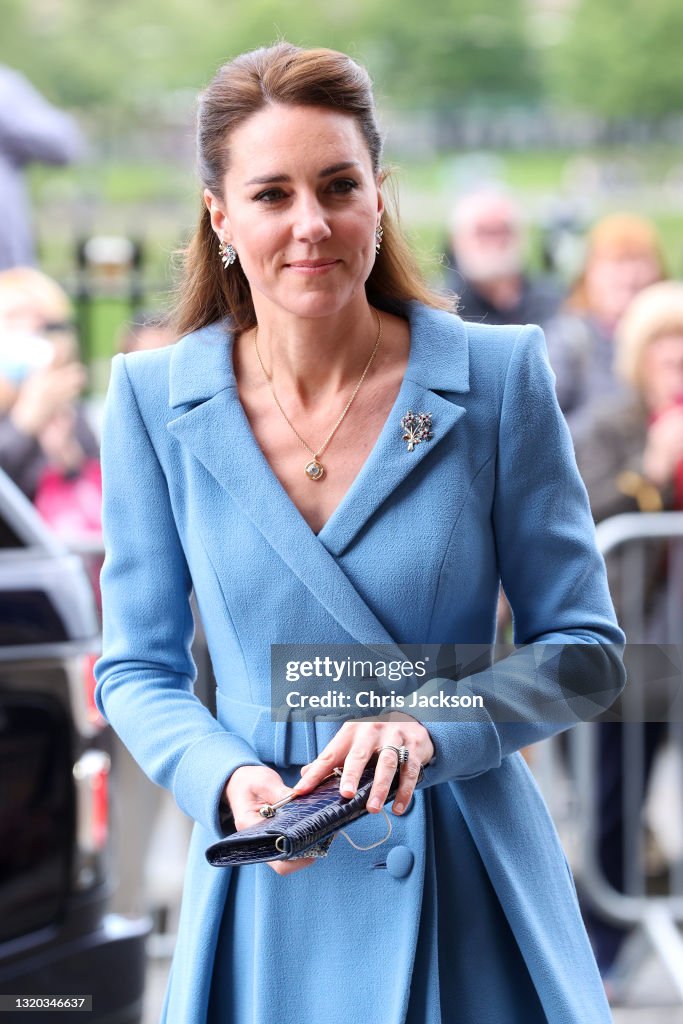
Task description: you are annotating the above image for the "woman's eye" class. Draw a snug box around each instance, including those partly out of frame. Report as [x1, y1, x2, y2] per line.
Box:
[329, 179, 358, 194]
[254, 188, 287, 203]
[253, 180, 358, 203]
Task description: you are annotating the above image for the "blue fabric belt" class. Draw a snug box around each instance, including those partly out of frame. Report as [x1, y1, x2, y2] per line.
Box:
[215, 690, 342, 767]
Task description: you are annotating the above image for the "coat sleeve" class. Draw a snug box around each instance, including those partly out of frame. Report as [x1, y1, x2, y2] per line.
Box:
[418, 325, 626, 789]
[94, 355, 264, 838]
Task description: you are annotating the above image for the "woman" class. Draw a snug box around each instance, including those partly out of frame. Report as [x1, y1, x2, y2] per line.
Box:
[573, 280, 683, 981]
[544, 213, 665, 434]
[0, 267, 101, 547]
[575, 279, 683, 528]
[94, 43, 624, 1023]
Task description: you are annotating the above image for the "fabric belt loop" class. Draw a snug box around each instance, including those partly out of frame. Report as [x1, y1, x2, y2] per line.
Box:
[305, 720, 317, 763]
[274, 718, 287, 765]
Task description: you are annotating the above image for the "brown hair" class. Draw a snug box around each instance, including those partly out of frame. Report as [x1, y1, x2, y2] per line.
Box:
[169, 42, 453, 338]
[565, 213, 667, 315]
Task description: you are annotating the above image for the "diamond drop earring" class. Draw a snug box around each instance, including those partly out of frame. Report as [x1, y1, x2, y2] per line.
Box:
[219, 240, 237, 268]
[375, 223, 383, 254]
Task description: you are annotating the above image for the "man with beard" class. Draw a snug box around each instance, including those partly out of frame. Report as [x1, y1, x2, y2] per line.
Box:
[444, 187, 561, 328]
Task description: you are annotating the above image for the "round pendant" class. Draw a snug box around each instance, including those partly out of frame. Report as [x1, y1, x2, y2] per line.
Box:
[305, 459, 325, 481]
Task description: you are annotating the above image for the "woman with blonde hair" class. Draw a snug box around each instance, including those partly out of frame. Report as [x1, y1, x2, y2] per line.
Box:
[576, 279, 683, 521]
[94, 42, 624, 1022]
[545, 212, 666, 432]
[574, 279, 683, 983]
[0, 266, 97, 511]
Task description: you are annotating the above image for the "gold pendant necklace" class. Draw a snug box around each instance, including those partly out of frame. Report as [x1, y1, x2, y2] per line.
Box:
[253, 309, 383, 481]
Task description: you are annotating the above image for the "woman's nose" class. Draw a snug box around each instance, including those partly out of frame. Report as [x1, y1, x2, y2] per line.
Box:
[291, 197, 332, 244]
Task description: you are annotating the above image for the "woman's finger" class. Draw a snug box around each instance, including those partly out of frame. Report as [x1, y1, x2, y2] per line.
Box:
[390, 755, 423, 815]
[268, 857, 318, 877]
[338, 740, 377, 797]
[366, 745, 402, 812]
[293, 731, 354, 792]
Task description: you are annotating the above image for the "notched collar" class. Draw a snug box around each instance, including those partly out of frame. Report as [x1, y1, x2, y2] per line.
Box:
[168, 301, 470, 410]
[168, 317, 235, 408]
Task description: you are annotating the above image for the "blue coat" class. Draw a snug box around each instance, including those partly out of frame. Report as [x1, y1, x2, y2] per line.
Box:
[94, 301, 625, 1023]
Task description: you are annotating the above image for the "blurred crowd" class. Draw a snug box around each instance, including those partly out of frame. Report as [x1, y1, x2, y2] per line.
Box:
[0, 267, 172, 545]
[446, 189, 683, 535]
[2, 115, 683, 995]
[446, 188, 683, 994]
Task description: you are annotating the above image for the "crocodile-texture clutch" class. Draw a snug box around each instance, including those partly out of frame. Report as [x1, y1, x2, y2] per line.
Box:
[205, 766, 401, 866]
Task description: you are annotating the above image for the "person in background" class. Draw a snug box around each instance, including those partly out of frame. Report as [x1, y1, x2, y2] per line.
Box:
[573, 280, 683, 989]
[0, 66, 85, 271]
[0, 267, 98, 527]
[443, 186, 562, 327]
[545, 213, 666, 434]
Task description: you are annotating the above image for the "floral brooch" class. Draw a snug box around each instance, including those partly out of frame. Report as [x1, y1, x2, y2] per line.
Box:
[401, 410, 433, 452]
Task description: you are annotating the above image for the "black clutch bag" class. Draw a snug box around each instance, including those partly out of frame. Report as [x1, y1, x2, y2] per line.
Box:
[206, 765, 404, 866]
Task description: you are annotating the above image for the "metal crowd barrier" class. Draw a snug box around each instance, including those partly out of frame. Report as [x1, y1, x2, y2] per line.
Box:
[540, 512, 683, 999]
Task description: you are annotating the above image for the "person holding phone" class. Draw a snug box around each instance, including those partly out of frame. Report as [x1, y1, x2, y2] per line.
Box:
[0, 267, 96, 501]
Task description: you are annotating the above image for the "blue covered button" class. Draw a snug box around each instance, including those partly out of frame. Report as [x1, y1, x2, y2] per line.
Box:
[386, 845, 414, 879]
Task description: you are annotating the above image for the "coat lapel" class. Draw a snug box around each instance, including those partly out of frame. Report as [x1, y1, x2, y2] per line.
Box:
[317, 379, 465, 556]
[168, 385, 402, 649]
[167, 302, 469, 649]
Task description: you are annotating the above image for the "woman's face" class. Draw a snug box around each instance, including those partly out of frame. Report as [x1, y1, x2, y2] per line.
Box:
[204, 103, 383, 322]
[0, 292, 77, 403]
[639, 332, 683, 413]
[585, 252, 662, 327]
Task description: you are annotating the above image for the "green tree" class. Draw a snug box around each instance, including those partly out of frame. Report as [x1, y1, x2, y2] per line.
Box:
[553, 0, 683, 118]
[0, 0, 540, 118]
[359, 0, 540, 110]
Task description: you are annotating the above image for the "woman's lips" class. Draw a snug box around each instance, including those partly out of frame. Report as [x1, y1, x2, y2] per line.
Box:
[285, 259, 340, 275]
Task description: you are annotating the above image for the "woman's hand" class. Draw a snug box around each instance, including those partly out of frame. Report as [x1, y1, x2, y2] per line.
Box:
[38, 407, 86, 471]
[292, 713, 434, 816]
[643, 405, 683, 486]
[10, 361, 87, 437]
[224, 765, 318, 876]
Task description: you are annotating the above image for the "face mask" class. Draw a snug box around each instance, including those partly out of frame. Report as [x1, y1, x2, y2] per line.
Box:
[0, 331, 54, 383]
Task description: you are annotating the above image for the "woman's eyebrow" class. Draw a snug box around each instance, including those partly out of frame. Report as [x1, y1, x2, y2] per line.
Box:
[244, 161, 361, 187]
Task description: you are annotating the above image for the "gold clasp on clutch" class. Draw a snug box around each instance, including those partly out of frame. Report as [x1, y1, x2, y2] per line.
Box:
[258, 768, 343, 818]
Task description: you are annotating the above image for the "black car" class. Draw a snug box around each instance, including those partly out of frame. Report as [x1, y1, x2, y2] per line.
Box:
[0, 471, 149, 1023]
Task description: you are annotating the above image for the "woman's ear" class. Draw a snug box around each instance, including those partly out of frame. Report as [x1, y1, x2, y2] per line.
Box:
[204, 188, 231, 241]
[376, 171, 386, 222]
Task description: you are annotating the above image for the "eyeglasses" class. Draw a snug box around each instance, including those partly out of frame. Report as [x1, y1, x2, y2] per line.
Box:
[40, 321, 77, 334]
